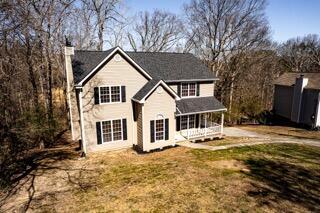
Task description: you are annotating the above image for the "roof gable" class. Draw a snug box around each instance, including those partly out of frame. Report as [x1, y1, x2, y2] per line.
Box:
[72, 47, 152, 86]
[132, 79, 180, 103]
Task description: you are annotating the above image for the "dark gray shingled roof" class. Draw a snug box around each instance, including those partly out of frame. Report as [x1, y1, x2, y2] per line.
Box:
[132, 79, 161, 101]
[72, 48, 115, 84]
[71, 48, 217, 84]
[126, 52, 217, 81]
[274, 72, 320, 90]
[176, 97, 226, 115]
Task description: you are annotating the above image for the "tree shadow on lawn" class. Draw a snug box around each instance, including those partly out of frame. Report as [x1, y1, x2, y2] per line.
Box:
[0, 134, 94, 212]
[244, 157, 320, 212]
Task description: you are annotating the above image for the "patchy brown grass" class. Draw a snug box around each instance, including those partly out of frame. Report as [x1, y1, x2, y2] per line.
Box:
[1, 139, 319, 212]
[240, 125, 320, 140]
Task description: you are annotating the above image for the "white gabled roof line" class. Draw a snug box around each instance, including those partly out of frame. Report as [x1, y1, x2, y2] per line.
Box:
[142, 80, 180, 102]
[78, 47, 152, 86]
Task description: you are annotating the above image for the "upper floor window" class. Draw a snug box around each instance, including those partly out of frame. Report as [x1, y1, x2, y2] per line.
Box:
[99, 86, 121, 104]
[181, 83, 197, 97]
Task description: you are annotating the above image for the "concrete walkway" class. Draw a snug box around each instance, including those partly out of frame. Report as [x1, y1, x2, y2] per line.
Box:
[223, 127, 267, 138]
[177, 127, 320, 151]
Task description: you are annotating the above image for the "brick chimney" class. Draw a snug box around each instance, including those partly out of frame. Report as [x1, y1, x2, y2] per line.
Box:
[291, 75, 308, 123]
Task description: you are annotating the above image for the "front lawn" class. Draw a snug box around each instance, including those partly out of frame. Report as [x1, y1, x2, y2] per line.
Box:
[1, 143, 319, 212]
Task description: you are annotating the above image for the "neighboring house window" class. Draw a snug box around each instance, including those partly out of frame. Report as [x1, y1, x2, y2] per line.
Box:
[180, 115, 196, 130]
[155, 119, 164, 141]
[101, 119, 123, 142]
[99, 86, 121, 103]
[181, 83, 197, 97]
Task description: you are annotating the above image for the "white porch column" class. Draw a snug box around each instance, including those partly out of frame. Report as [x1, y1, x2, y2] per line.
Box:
[220, 113, 224, 136]
[204, 114, 207, 136]
[187, 115, 190, 139]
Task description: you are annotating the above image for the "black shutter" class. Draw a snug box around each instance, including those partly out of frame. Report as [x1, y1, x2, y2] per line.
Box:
[177, 83, 181, 97]
[196, 83, 200, 96]
[195, 114, 199, 128]
[94, 87, 100, 104]
[122, 119, 127, 140]
[150, 120, 155, 143]
[165, 119, 169, 140]
[121, 86, 126, 102]
[176, 117, 180, 131]
[96, 122, 102, 144]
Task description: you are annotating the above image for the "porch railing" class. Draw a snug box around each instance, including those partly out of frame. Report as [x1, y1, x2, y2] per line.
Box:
[180, 122, 221, 139]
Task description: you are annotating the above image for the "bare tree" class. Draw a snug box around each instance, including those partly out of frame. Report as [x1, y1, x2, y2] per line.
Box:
[279, 34, 320, 73]
[81, 0, 123, 50]
[184, 0, 270, 122]
[127, 10, 184, 52]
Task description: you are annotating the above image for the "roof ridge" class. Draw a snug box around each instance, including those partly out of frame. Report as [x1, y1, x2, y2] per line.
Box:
[126, 51, 192, 55]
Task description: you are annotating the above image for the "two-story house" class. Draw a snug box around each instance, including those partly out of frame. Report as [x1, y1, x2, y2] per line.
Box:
[65, 45, 226, 154]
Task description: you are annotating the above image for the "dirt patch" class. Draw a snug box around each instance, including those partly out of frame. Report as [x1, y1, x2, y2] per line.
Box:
[208, 159, 249, 172]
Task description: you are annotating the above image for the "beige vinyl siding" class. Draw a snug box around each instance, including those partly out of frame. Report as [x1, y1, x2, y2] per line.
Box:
[169, 84, 178, 93]
[200, 82, 214, 97]
[81, 53, 148, 152]
[142, 85, 176, 151]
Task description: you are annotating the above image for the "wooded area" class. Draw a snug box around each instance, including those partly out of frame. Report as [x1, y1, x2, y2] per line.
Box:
[1, 0, 320, 187]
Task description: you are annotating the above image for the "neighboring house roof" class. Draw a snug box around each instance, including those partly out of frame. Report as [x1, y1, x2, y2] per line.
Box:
[176, 97, 226, 116]
[132, 79, 180, 103]
[274, 72, 320, 90]
[72, 47, 218, 85]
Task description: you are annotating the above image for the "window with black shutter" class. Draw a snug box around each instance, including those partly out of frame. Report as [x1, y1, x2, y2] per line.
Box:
[121, 86, 126, 102]
[165, 119, 169, 140]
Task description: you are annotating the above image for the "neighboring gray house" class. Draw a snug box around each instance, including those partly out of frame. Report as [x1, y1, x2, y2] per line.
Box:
[65, 45, 226, 154]
[273, 72, 320, 127]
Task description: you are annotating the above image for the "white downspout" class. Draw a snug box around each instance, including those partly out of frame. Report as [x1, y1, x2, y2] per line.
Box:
[78, 88, 87, 155]
[315, 93, 320, 127]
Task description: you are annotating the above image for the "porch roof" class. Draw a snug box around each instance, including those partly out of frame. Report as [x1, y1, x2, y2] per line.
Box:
[176, 96, 226, 116]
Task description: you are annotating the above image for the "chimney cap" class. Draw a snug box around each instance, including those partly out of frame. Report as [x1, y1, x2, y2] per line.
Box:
[65, 35, 72, 47]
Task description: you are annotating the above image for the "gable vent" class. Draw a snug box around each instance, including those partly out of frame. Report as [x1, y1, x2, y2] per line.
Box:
[114, 54, 122, 62]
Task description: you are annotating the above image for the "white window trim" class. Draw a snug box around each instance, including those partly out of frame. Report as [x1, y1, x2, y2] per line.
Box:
[98, 85, 122, 105]
[180, 115, 196, 130]
[154, 118, 165, 142]
[181, 83, 197, 98]
[101, 118, 123, 143]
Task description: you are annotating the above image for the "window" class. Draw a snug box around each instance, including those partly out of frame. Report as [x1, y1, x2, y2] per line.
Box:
[155, 119, 164, 141]
[100, 87, 110, 103]
[100, 86, 121, 103]
[180, 115, 196, 130]
[101, 119, 122, 142]
[181, 83, 197, 97]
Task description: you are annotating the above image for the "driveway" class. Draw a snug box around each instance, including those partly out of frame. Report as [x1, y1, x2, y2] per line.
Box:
[178, 127, 320, 150]
[223, 127, 267, 138]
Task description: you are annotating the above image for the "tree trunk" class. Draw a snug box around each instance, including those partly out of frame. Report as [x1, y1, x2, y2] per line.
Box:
[97, 18, 104, 50]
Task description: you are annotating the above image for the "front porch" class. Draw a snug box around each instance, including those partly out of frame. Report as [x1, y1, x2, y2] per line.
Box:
[175, 112, 225, 142]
